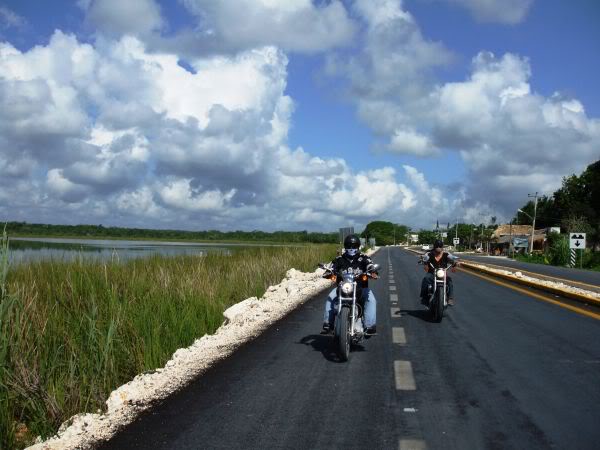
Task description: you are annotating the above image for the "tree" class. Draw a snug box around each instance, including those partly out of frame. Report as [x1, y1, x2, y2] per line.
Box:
[554, 160, 600, 248]
[362, 221, 409, 246]
[417, 230, 438, 246]
[513, 196, 558, 229]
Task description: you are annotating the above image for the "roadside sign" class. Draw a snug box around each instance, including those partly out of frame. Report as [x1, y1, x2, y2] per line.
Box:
[569, 233, 586, 249]
[453, 237, 460, 245]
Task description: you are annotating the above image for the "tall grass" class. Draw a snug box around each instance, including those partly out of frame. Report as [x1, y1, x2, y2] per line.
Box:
[0, 243, 337, 449]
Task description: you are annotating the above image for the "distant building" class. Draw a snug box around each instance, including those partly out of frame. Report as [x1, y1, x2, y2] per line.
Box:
[491, 224, 545, 254]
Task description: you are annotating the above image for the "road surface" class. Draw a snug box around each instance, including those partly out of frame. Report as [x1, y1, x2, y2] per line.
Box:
[100, 247, 600, 450]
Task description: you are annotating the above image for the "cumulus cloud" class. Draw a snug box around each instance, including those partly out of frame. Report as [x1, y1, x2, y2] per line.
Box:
[432, 52, 600, 212]
[444, 0, 534, 24]
[1, 28, 458, 230]
[175, 0, 357, 54]
[326, 0, 452, 155]
[80, 0, 164, 37]
[326, 0, 600, 221]
[80, 0, 356, 56]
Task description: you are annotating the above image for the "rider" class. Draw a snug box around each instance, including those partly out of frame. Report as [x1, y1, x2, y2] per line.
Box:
[321, 234, 378, 335]
[420, 239, 460, 306]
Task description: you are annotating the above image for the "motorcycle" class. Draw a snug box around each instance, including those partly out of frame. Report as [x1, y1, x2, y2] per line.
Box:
[419, 259, 455, 323]
[318, 262, 380, 361]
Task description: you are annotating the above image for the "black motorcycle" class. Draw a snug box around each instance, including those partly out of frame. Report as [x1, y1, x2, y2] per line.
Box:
[419, 260, 455, 323]
[319, 262, 379, 361]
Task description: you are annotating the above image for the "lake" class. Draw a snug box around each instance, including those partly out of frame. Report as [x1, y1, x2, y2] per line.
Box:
[6, 237, 284, 264]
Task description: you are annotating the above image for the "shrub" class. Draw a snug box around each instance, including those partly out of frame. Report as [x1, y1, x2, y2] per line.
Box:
[547, 233, 570, 266]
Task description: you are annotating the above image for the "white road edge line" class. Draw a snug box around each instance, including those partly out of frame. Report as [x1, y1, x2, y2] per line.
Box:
[390, 294, 398, 302]
[392, 327, 406, 345]
[391, 307, 401, 317]
[394, 360, 416, 390]
[389, 285, 397, 291]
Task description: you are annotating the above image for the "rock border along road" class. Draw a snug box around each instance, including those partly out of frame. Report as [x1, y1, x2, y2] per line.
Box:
[28, 249, 379, 450]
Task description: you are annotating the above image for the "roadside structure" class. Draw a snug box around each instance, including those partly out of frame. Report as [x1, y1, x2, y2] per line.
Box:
[490, 224, 546, 255]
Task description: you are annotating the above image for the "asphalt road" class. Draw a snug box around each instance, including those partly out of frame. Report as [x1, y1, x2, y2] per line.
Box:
[100, 247, 600, 450]
[456, 253, 600, 287]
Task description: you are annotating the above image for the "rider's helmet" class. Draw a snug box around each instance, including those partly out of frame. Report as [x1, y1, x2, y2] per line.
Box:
[433, 239, 444, 250]
[343, 234, 361, 257]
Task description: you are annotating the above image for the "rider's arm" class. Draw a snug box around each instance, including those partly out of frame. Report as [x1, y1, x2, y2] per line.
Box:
[445, 253, 461, 271]
[422, 252, 431, 272]
[446, 253, 460, 265]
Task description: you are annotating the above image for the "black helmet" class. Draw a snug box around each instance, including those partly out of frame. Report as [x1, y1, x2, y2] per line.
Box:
[344, 234, 361, 250]
[433, 239, 444, 249]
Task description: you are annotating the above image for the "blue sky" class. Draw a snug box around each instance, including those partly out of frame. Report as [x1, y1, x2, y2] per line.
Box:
[0, 0, 598, 231]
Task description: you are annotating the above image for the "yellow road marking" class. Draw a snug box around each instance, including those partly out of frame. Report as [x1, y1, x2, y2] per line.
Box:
[461, 268, 600, 321]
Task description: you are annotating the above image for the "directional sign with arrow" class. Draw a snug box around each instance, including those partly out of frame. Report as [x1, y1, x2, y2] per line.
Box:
[569, 233, 586, 249]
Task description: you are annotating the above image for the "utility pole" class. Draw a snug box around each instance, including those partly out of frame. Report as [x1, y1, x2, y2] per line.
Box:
[528, 192, 538, 254]
[469, 225, 474, 250]
[509, 217, 513, 259]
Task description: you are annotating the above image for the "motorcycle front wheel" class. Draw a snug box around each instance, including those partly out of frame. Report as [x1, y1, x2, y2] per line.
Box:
[433, 289, 444, 323]
[334, 307, 351, 362]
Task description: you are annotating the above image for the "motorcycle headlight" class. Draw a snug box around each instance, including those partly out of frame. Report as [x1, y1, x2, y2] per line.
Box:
[436, 269, 445, 279]
[341, 282, 353, 295]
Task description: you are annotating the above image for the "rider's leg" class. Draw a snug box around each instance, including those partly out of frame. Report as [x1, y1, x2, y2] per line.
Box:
[447, 276, 455, 305]
[363, 288, 377, 332]
[322, 287, 337, 330]
[420, 273, 434, 304]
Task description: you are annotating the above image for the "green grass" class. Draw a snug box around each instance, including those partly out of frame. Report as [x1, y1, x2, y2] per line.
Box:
[0, 238, 336, 449]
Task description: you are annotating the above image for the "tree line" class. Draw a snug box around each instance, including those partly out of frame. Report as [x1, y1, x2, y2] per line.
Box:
[514, 159, 599, 249]
[2, 221, 338, 244]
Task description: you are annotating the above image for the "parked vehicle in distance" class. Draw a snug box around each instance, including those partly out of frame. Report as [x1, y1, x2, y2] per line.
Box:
[421, 244, 431, 251]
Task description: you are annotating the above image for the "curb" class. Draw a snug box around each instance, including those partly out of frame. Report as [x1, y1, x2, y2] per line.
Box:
[459, 262, 600, 307]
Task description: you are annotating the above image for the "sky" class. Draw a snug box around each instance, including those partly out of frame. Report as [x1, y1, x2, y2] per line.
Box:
[0, 0, 598, 232]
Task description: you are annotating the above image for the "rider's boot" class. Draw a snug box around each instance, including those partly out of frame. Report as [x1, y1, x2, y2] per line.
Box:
[365, 325, 377, 336]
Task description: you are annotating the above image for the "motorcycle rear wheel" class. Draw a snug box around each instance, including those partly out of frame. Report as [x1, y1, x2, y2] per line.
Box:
[335, 307, 351, 361]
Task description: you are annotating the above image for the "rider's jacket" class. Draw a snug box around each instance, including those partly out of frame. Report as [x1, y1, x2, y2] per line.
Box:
[422, 251, 458, 272]
[330, 252, 374, 288]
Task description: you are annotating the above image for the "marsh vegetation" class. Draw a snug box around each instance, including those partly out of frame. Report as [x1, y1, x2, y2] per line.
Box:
[0, 231, 336, 448]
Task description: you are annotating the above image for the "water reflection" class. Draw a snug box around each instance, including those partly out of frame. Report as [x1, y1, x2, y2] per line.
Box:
[7, 237, 254, 264]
